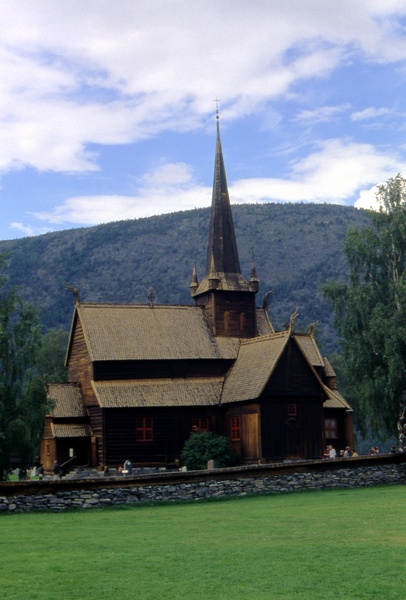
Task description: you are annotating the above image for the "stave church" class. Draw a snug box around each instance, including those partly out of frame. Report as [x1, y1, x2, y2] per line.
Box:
[40, 116, 353, 472]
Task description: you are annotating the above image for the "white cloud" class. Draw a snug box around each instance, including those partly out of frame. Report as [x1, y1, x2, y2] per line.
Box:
[0, 1, 406, 174]
[30, 162, 212, 225]
[231, 139, 403, 204]
[351, 107, 391, 121]
[353, 184, 392, 211]
[9, 222, 36, 236]
[26, 138, 403, 230]
[295, 104, 351, 124]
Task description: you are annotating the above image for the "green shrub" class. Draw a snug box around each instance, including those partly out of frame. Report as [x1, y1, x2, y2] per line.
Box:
[181, 431, 237, 470]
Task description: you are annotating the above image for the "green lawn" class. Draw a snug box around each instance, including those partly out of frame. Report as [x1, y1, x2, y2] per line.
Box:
[1, 485, 405, 599]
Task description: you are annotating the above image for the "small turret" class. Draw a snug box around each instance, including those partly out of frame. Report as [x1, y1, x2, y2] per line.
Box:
[189, 261, 199, 296]
[208, 251, 220, 290]
[249, 255, 259, 293]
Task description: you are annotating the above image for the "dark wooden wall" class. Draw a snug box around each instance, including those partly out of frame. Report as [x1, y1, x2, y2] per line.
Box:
[103, 406, 223, 466]
[195, 290, 257, 337]
[93, 359, 233, 380]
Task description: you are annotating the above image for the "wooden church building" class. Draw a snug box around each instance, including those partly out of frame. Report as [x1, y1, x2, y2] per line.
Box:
[41, 118, 353, 472]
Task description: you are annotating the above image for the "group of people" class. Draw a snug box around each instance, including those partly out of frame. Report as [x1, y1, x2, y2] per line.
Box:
[323, 445, 358, 459]
[324, 443, 398, 459]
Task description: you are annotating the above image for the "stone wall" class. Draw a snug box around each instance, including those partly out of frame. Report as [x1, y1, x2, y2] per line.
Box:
[1, 461, 404, 513]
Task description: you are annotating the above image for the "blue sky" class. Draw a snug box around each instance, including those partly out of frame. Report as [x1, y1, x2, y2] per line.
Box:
[1, 0, 406, 240]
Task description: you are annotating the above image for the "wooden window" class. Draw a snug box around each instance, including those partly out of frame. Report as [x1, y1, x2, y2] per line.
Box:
[192, 418, 209, 432]
[324, 418, 338, 439]
[230, 416, 241, 441]
[136, 417, 153, 442]
[287, 403, 297, 417]
[239, 312, 246, 332]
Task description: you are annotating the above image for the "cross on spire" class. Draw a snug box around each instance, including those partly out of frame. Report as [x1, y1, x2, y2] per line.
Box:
[214, 96, 220, 119]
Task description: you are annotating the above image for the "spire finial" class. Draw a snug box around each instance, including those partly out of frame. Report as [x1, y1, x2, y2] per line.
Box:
[214, 96, 220, 120]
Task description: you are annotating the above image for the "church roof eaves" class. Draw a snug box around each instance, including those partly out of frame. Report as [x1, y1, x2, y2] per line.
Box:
[92, 377, 224, 408]
[51, 423, 91, 438]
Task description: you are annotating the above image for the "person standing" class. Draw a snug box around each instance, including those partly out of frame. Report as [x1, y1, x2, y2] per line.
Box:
[53, 461, 61, 480]
[328, 445, 337, 459]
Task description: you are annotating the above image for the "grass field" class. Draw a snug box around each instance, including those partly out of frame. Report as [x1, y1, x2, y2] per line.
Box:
[1, 485, 405, 599]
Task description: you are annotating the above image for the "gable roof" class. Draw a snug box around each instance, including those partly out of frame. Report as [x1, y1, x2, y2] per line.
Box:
[92, 377, 224, 408]
[51, 423, 91, 438]
[47, 383, 88, 418]
[294, 333, 324, 367]
[71, 303, 241, 362]
[322, 355, 336, 378]
[222, 331, 291, 403]
[323, 386, 352, 411]
[68, 303, 273, 363]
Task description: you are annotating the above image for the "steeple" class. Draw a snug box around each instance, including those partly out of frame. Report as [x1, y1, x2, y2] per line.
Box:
[192, 108, 259, 338]
[193, 112, 253, 296]
[206, 116, 241, 277]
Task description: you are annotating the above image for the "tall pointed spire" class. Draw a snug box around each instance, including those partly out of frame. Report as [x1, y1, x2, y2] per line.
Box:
[193, 108, 252, 296]
[205, 113, 241, 277]
[191, 106, 259, 338]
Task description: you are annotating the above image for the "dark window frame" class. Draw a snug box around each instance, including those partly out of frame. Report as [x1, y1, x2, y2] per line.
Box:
[230, 416, 241, 441]
[136, 417, 154, 442]
[324, 417, 338, 439]
[192, 418, 209, 432]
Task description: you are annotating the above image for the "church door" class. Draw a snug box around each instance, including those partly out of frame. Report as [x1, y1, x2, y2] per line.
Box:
[241, 412, 260, 460]
[286, 418, 300, 458]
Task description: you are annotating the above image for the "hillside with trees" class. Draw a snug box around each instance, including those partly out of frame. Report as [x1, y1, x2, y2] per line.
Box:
[0, 202, 370, 355]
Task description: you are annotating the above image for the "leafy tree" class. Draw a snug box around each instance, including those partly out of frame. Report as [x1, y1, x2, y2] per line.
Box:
[0, 254, 50, 480]
[181, 431, 237, 470]
[37, 329, 68, 384]
[322, 175, 406, 450]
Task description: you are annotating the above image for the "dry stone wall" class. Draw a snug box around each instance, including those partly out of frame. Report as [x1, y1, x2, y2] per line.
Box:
[1, 462, 404, 513]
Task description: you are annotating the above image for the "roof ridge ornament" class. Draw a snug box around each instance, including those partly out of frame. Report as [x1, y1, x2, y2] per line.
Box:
[288, 308, 299, 332]
[64, 283, 79, 305]
[147, 287, 155, 308]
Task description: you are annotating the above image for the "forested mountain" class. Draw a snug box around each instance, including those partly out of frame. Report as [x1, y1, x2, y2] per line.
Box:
[0, 202, 370, 355]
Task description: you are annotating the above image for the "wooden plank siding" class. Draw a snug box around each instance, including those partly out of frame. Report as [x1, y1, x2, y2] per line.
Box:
[260, 398, 324, 459]
[267, 340, 325, 397]
[67, 319, 97, 406]
[93, 359, 233, 380]
[324, 408, 354, 455]
[224, 403, 261, 462]
[259, 340, 326, 459]
[103, 406, 224, 467]
[195, 291, 257, 338]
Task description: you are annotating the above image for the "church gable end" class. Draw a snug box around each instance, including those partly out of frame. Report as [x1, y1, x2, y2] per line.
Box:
[265, 338, 325, 398]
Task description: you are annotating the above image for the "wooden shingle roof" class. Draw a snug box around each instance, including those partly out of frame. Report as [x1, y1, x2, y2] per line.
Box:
[48, 384, 87, 418]
[322, 356, 336, 377]
[323, 386, 352, 411]
[51, 423, 91, 438]
[75, 303, 240, 361]
[92, 377, 224, 408]
[256, 308, 275, 335]
[71, 304, 273, 363]
[222, 331, 290, 403]
[294, 333, 324, 367]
